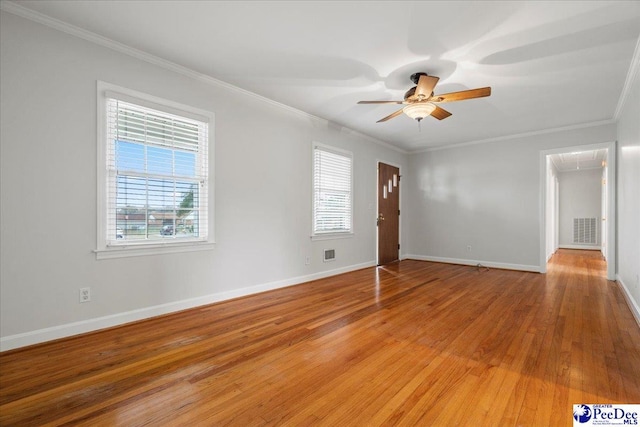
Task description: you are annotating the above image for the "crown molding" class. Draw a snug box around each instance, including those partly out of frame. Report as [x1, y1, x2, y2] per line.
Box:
[614, 34, 640, 120]
[0, 1, 406, 155]
[2, 1, 628, 157]
[0, 1, 314, 118]
[410, 119, 616, 153]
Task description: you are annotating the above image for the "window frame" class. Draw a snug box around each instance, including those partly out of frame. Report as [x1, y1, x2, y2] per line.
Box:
[311, 142, 354, 240]
[95, 81, 215, 259]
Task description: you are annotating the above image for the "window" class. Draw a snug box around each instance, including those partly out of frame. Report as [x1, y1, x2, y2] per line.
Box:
[312, 143, 353, 237]
[96, 83, 213, 259]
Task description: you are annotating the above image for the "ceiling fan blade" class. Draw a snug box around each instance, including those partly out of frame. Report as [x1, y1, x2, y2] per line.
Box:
[415, 75, 439, 98]
[431, 105, 452, 120]
[377, 108, 405, 123]
[432, 87, 491, 103]
[357, 100, 404, 104]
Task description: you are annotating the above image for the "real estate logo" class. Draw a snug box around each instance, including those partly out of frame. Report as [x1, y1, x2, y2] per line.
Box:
[574, 405, 593, 423]
[573, 404, 640, 426]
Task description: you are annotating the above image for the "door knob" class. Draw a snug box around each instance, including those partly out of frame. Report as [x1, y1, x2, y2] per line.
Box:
[377, 214, 385, 226]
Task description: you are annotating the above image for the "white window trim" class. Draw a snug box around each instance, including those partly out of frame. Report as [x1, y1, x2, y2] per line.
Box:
[311, 142, 354, 240]
[95, 81, 215, 259]
[311, 232, 354, 241]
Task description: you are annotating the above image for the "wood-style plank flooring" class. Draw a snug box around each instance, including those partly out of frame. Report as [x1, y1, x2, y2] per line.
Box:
[1, 250, 639, 426]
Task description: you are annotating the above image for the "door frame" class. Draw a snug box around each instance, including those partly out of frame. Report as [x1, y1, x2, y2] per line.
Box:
[376, 160, 402, 265]
[539, 141, 616, 280]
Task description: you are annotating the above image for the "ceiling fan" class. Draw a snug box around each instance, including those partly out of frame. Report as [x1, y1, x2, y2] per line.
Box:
[358, 72, 491, 123]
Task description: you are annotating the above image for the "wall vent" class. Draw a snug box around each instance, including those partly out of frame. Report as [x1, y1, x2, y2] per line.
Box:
[323, 249, 336, 262]
[573, 218, 598, 244]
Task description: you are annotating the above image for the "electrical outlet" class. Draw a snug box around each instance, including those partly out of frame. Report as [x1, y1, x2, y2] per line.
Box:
[305, 256, 311, 265]
[79, 287, 91, 303]
[467, 245, 472, 252]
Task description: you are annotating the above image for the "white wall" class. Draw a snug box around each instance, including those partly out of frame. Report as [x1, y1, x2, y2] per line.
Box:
[557, 168, 602, 247]
[2, 9, 637, 351]
[0, 12, 407, 349]
[404, 123, 617, 271]
[616, 60, 640, 321]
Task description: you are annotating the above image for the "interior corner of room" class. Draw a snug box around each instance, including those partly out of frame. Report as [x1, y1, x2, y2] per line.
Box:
[1, 1, 638, 354]
[2, 2, 640, 424]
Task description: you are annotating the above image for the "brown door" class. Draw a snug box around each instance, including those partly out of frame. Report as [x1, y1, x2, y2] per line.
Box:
[378, 162, 400, 265]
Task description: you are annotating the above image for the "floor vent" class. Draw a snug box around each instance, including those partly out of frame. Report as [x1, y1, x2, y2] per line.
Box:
[573, 218, 597, 244]
[323, 249, 336, 262]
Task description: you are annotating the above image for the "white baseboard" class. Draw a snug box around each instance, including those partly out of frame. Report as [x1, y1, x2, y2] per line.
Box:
[403, 254, 541, 273]
[0, 261, 376, 352]
[558, 245, 602, 251]
[616, 275, 640, 329]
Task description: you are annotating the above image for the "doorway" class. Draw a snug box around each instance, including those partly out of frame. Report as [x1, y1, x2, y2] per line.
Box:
[377, 162, 400, 265]
[540, 142, 616, 280]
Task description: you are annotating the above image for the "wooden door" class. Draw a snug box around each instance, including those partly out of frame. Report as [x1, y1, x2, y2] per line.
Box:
[378, 162, 400, 265]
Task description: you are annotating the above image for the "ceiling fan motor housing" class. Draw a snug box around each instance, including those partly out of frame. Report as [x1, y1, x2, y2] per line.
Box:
[404, 87, 416, 100]
[410, 72, 429, 84]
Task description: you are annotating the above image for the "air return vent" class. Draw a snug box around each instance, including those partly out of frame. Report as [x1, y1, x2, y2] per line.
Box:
[323, 249, 336, 262]
[573, 218, 597, 244]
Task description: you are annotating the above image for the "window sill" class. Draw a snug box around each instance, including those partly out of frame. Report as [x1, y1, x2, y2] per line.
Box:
[95, 240, 215, 260]
[310, 232, 354, 241]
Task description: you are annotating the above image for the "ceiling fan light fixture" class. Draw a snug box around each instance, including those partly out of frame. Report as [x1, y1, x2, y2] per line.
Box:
[403, 102, 436, 122]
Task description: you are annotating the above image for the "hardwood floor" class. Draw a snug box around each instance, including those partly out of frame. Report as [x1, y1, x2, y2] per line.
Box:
[1, 250, 639, 426]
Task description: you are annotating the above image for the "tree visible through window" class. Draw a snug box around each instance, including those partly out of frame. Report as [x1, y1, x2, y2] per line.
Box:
[106, 97, 209, 244]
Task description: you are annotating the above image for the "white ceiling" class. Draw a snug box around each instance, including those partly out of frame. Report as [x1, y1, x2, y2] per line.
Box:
[549, 149, 607, 172]
[7, 1, 640, 151]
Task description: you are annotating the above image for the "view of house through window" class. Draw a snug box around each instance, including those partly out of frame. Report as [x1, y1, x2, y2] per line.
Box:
[106, 97, 208, 244]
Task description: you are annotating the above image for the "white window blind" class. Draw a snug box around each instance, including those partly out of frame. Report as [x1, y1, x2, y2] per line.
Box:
[105, 97, 209, 245]
[313, 144, 353, 235]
